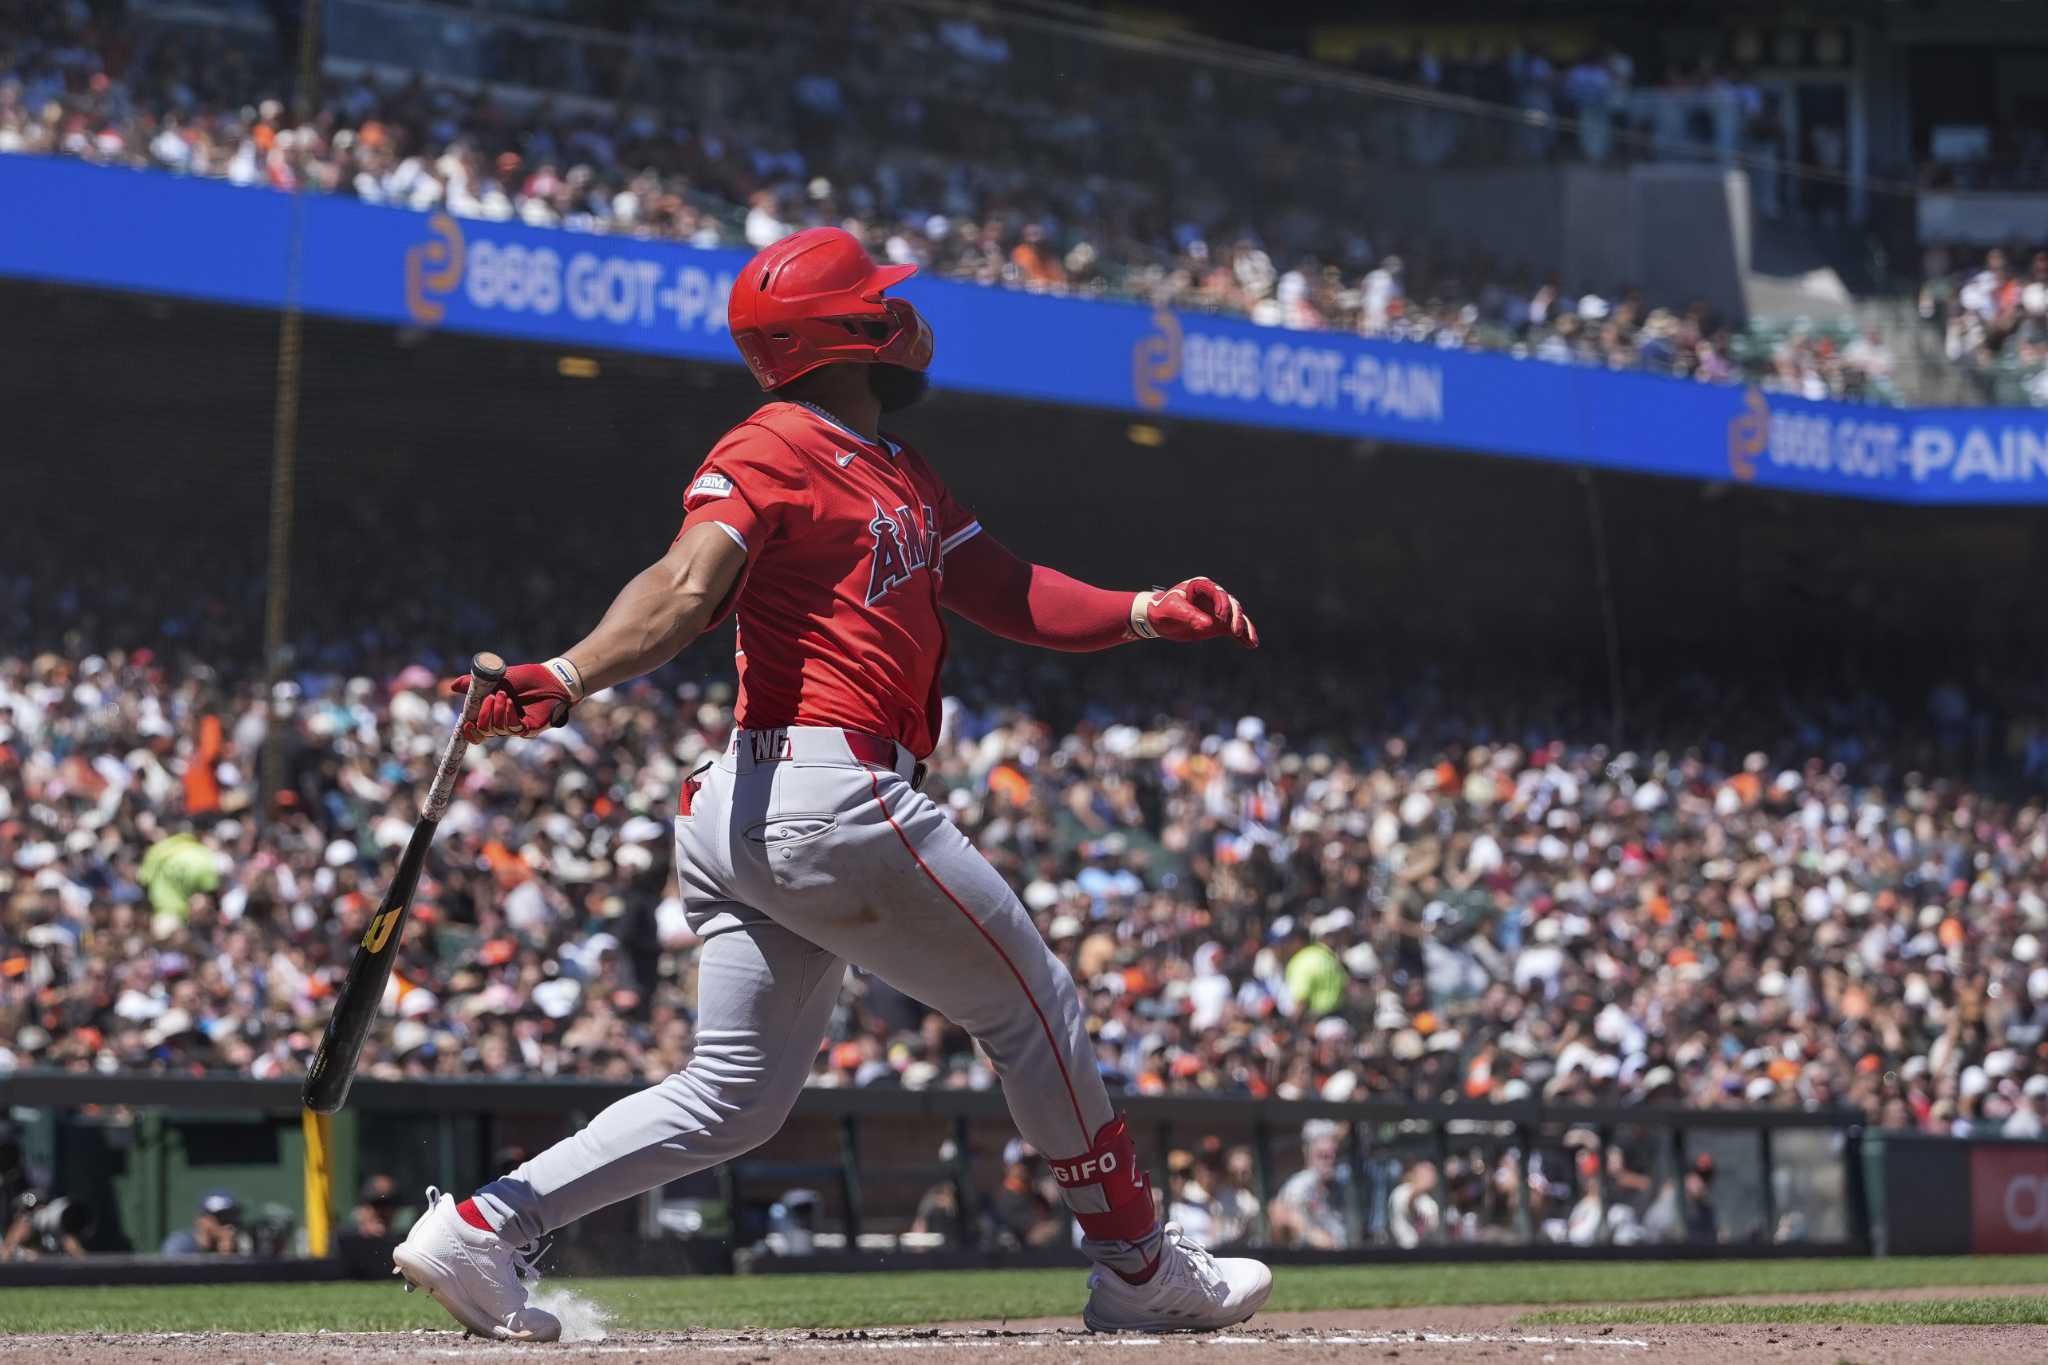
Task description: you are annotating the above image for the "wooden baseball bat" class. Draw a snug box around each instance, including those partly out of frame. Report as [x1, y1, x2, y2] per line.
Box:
[300, 651, 505, 1114]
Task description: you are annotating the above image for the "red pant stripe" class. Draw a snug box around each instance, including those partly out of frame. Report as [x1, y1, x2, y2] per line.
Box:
[865, 769, 1091, 1147]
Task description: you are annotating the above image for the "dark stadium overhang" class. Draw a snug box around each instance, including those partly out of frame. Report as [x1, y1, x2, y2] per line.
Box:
[5, 158, 2046, 507]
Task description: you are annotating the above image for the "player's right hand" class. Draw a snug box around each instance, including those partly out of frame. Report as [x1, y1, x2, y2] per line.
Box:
[450, 660, 578, 741]
[1136, 577, 1259, 649]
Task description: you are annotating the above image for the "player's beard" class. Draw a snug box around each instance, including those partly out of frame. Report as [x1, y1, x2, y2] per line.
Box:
[869, 364, 929, 412]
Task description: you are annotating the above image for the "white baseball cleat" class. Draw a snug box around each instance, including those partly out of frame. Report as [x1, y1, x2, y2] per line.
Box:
[1081, 1222, 1274, 1333]
[392, 1187, 562, 1341]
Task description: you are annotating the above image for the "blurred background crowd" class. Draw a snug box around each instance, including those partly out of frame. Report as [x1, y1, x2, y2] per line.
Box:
[8, 563, 2048, 1146]
[0, 0, 1947, 403]
[1919, 245, 2048, 406]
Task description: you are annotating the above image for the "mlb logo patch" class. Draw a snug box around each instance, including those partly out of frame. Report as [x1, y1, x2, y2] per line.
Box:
[685, 471, 734, 505]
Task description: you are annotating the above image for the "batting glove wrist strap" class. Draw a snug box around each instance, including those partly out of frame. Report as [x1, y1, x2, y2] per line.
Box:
[543, 656, 587, 702]
[1129, 592, 1159, 640]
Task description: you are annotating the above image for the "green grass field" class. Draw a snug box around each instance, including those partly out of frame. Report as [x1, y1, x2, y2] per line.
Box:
[1526, 1296, 2048, 1327]
[2, 1256, 2046, 1333]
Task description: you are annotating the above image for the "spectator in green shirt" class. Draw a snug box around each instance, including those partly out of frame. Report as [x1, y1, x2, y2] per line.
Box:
[138, 831, 220, 933]
[1284, 910, 1353, 1020]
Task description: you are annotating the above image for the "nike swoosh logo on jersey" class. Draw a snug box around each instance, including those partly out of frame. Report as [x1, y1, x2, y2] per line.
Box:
[836, 450, 857, 467]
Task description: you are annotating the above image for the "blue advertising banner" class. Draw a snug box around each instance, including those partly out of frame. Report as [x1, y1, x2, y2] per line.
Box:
[6, 154, 2048, 505]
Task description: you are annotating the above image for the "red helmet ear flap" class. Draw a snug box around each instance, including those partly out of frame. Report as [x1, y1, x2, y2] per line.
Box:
[877, 298, 934, 373]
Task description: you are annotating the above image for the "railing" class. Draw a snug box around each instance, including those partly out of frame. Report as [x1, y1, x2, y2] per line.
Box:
[1, 1071, 1868, 1274]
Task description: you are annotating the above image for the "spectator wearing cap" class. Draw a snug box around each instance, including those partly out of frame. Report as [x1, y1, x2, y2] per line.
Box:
[160, 1188, 244, 1255]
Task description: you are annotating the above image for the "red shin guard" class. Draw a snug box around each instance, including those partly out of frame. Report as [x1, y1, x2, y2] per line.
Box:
[1048, 1115, 1159, 1246]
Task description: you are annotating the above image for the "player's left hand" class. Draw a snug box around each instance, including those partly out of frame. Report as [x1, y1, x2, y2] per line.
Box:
[1136, 577, 1259, 649]
[449, 661, 578, 740]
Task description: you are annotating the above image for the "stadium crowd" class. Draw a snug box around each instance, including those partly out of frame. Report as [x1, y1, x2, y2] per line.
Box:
[1920, 244, 2048, 406]
[7, 594, 2048, 1158]
[6, 404, 2044, 1249]
[0, 0, 1901, 401]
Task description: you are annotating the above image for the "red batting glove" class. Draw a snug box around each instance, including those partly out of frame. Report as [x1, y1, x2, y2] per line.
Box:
[449, 662, 577, 741]
[1134, 577, 1259, 649]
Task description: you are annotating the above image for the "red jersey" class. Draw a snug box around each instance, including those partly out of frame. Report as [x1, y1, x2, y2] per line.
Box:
[677, 401, 981, 757]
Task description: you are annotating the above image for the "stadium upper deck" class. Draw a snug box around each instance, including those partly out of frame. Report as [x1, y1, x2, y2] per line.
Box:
[6, 0, 2027, 406]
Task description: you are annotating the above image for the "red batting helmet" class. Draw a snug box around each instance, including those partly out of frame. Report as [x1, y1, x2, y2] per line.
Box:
[727, 227, 934, 391]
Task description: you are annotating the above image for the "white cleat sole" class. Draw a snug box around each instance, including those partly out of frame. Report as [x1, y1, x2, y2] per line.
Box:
[1082, 1307, 1264, 1334]
[1083, 1276, 1274, 1334]
[1081, 1260, 1269, 1334]
[392, 1247, 544, 1341]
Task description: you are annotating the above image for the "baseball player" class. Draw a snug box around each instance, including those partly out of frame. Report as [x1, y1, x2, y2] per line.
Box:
[393, 227, 1271, 1338]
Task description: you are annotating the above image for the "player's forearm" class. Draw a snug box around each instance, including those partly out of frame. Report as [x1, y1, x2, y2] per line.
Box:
[941, 533, 1137, 652]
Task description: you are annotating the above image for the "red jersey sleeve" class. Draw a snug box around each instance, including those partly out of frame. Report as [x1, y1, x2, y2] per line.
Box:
[677, 423, 814, 554]
[901, 447, 982, 561]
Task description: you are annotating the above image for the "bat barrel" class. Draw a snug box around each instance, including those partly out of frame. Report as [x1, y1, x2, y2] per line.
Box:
[301, 648, 503, 1114]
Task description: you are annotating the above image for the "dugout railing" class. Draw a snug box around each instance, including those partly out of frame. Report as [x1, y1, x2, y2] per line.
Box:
[0, 1071, 1870, 1280]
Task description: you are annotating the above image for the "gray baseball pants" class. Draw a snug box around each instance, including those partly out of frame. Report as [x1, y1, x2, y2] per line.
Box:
[475, 726, 1117, 1247]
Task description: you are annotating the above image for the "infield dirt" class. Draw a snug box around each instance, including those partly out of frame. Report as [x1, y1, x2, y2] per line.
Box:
[8, 1292, 2047, 1365]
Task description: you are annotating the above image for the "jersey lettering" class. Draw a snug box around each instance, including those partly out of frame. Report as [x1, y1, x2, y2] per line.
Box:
[864, 501, 940, 605]
[747, 728, 792, 762]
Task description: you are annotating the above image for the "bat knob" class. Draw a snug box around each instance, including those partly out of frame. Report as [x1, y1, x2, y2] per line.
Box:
[471, 651, 507, 684]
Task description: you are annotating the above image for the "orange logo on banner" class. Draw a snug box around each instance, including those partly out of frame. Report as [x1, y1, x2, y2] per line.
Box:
[1727, 386, 1768, 482]
[404, 213, 466, 325]
[1132, 310, 1183, 411]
